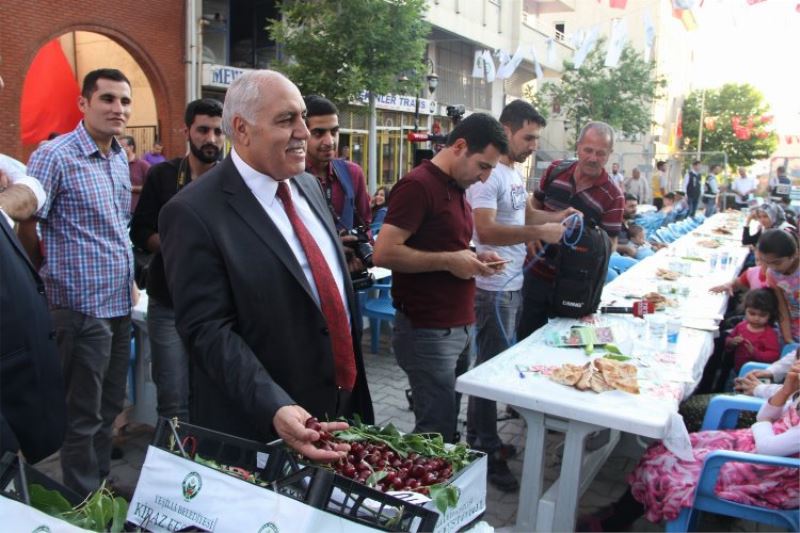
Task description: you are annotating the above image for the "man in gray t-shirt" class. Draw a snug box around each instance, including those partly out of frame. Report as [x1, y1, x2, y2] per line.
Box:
[465, 100, 570, 492]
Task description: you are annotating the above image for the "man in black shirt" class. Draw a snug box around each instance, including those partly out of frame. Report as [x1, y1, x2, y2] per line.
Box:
[130, 98, 224, 420]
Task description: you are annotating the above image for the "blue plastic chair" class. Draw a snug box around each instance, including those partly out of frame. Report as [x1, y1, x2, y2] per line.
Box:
[666, 395, 800, 532]
[655, 227, 677, 243]
[361, 279, 395, 354]
[739, 361, 770, 378]
[739, 343, 798, 378]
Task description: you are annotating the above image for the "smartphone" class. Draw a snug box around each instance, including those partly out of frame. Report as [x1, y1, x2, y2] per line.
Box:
[484, 259, 511, 267]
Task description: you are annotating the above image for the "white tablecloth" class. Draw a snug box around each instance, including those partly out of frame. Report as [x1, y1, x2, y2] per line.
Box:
[455, 212, 749, 531]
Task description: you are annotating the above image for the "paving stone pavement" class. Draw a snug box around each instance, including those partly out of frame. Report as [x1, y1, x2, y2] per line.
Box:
[34, 325, 779, 532]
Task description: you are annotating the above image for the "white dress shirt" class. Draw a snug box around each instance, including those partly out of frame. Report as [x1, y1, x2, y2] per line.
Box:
[231, 148, 350, 320]
[0, 153, 47, 226]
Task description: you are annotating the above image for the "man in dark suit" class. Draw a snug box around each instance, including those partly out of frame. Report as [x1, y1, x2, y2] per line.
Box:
[159, 70, 373, 461]
[0, 171, 66, 464]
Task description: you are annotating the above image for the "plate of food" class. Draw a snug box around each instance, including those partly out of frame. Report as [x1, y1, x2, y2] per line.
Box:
[656, 267, 681, 281]
[696, 239, 722, 249]
[642, 291, 676, 310]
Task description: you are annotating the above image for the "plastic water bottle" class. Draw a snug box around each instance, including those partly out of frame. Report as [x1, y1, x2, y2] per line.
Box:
[666, 315, 681, 349]
[720, 251, 730, 271]
[709, 253, 718, 272]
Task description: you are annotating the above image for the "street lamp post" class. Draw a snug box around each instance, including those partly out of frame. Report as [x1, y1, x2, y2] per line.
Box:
[413, 58, 439, 132]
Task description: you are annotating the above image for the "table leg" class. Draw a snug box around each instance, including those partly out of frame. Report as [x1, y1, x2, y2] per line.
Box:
[551, 420, 600, 532]
[513, 409, 546, 532]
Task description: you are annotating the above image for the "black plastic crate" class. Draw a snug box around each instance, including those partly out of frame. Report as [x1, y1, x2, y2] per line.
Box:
[0, 451, 83, 507]
[275, 465, 440, 532]
[151, 417, 299, 484]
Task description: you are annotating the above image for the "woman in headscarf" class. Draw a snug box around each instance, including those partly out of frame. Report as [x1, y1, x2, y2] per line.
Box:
[742, 203, 790, 247]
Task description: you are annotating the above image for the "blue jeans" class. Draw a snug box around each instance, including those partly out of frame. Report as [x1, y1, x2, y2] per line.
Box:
[466, 289, 522, 452]
[147, 299, 190, 421]
[393, 311, 472, 442]
[704, 199, 717, 217]
[52, 309, 131, 495]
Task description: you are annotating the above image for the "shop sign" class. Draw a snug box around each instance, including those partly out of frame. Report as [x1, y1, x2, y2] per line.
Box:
[202, 64, 252, 88]
[356, 91, 437, 115]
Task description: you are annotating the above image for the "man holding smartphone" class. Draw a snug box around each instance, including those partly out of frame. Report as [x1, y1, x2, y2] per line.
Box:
[465, 100, 570, 492]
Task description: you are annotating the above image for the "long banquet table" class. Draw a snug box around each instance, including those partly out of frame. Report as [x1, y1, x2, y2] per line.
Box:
[455, 212, 749, 532]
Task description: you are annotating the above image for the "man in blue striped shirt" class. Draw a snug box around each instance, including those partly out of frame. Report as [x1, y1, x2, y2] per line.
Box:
[26, 68, 134, 496]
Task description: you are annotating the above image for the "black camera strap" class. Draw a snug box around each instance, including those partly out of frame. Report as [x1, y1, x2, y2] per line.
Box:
[315, 167, 368, 233]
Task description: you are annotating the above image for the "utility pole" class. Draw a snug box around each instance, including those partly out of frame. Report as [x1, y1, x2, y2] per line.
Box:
[696, 88, 706, 160]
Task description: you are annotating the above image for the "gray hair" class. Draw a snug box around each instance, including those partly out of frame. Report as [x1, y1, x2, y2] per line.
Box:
[221, 70, 288, 137]
[577, 121, 614, 151]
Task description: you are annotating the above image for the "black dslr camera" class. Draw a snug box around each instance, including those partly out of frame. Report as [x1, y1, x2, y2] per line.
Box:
[342, 225, 375, 290]
[446, 104, 466, 124]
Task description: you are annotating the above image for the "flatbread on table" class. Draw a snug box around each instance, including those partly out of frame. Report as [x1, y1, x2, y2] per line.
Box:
[642, 291, 676, 310]
[549, 363, 585, 386]
[549, 358, 640, 394]
[594, 358, 640, 394]
[697, 239, 721, 249]
[656, 268, 680, 281]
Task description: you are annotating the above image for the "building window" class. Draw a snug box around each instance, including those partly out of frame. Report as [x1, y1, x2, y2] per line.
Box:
[203, 0, 280, 69]
[202, 0, 229, 64]
[435, 39, 492, 112]
[554, 22, 566, 42]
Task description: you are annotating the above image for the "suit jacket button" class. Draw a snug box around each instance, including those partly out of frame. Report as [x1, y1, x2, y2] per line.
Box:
[321, 327, 329, 335]
[49, 330, 56, 339]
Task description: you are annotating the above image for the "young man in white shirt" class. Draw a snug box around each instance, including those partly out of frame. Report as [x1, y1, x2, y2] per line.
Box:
[465, 100, 568, 492]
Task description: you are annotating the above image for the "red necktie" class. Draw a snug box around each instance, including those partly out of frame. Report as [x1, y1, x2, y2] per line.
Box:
[276, 182, 357, 391]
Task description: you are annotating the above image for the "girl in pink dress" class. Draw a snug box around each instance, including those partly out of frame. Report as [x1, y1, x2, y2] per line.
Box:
[725, 288, 781, 375]
[580, 360, 800, 531]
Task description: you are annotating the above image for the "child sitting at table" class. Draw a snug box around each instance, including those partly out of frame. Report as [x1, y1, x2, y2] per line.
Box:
[627, 224, 655, 260]
[724, 288, 781, 379]
[709, 249, 768, 295]
[759, 228, 800, 345]
[579, 360, 800, 531]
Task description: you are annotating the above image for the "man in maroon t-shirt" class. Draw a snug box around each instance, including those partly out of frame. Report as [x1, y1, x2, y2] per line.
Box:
[373, 113, 509, 443]
[517, 121, 624, 339]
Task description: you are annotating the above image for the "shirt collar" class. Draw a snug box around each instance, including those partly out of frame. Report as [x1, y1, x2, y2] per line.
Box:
[424, 160, 461, 190]
[231, 146, 288, 206]
[75, 121, 123, 158]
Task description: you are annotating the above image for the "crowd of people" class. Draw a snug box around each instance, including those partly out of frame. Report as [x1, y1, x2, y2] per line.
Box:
[1, 66, 798, 530]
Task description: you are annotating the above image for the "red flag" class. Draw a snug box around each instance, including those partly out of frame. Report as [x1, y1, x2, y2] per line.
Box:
[21, 40, 83, 145]
[747, 0, 767, 5]
[609, 0, 628, 8]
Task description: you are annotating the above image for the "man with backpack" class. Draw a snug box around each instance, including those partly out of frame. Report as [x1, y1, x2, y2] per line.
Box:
[304, 95, 372, 273]
[517, 121, 625, 340]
